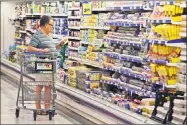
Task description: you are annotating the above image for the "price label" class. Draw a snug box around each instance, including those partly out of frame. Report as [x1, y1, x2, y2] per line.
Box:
[82, 3, 92, 15]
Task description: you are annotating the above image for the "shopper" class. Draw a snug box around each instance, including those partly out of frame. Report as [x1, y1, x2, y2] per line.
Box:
[27, 15, 67, 115]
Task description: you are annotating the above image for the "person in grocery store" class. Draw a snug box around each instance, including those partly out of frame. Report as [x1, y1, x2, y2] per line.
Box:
[27, 15, 67, 115]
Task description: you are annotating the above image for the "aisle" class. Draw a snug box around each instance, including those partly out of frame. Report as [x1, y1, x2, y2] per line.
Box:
[1, 78, 75, 124]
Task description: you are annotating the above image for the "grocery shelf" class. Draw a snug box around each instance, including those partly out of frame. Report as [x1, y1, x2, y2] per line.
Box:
[180, 56, 187, 61]
[144, 58, 168, 65]
[104, 21, 145, 27]
[19, 30, 27, 33]
[104, 52, 143, 64]
[104, 4, 146, 11]
[68, 8, 80, 11]
[68, 56, 103, 69]
[15, 37, 21, 39]
[104, 37, 142, 47]
[68, 16, 81, 19]
[21, 13, 68, 17]
[101, 79, 155, 98]
[25, 29, 36, 33]
[143, 38, 186, 45]
[146, 18, 172, 24]
[68, 46, 79, 51]
[180, 32, 187, 37]
[68, 26, 80, 30]
[92, 8, 109, 11]
[103, 65, 146, 80]
[68, 36, 80, 40]
[172, 21, 186, 26]
[80, 26, 110, 30]
[156, 1, 187, 8]
[80, 41, 90, 45]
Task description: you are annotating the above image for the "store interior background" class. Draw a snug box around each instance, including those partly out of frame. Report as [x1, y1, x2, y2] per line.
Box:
[1, 2, 16, 55]
[0, 0, 186, 124]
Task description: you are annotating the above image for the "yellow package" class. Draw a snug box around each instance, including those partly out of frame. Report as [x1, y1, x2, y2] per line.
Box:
[69, 82, 76, 88]
[68, 66, 88, 77]
[172, 5, 176, 16]
[175, 6, 179, 14]
[164, 5, 168, 16]
[167, 79, 177, 85]
[150, 63, 157, 72]
[164, 25, 169, 39]
[177, 25, 181, 39]
[168, 25, 173, 40]
[179, 7, 183, 14]
[90, 82, 99, 89]
[158, 66, 168, 76]
[171, 57, 180, 63]
[168, 5, 171, 16]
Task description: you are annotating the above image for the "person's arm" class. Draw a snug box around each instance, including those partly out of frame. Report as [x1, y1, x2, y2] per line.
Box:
[27, 39, 49, 52]
[56, 38, 68, 50]
[27, 45, 48, 52]
[56, 43, 63, 50]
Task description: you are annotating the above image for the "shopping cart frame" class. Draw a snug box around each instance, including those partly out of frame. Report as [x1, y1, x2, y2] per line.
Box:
[15, 52, 57, 121]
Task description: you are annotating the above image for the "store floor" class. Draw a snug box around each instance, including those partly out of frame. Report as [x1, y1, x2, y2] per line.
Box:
[1, 78, 79, 124]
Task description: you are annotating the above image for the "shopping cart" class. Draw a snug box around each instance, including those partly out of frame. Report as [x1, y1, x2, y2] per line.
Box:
[15, 52, 57, 121]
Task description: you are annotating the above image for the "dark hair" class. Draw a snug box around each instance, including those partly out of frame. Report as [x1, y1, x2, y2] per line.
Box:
[40, 15, 53, 27]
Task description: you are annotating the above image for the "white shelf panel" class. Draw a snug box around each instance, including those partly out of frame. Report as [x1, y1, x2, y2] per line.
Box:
[68, 26, 80, 30]
[180, 32, 187, 37]
[21, 13, 67, 17]
[68, 46, 79, 50]
[68, 16, 81, 19]
[68, 36, 80, 40]
[68, 8, 81, 11]
[68, 56, 103, 69]
[80, 26, 110, 30]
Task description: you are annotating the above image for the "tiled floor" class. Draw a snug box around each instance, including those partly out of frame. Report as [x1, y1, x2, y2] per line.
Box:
[1, 79, 75, 124]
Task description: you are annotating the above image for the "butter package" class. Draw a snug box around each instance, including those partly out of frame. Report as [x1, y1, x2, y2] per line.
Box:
[68, 82, 76, 88]
[68, 66, 88, 77]
[76, 70, 101, 81]
[77, 79, 99, 93]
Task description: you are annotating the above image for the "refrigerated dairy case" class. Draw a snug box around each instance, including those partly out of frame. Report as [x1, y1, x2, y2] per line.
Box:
[1, 58, 159, 124]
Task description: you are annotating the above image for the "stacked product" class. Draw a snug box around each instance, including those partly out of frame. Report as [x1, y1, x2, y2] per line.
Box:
[67, 1, 80, 10]
[81, 13, 110, 29]
[92, 0, 106, 9]
[53, 18, 68, 36]
[26, 2, 68, 15]
[143, 2, 187, 124]
[68, 66, 89, 88]
[169, 98, 186, 124]
[105, 12, 151, 26]
[76, 70, 101, 93]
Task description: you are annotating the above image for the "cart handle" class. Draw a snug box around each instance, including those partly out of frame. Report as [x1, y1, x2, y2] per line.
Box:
[23, 52, 50, 55]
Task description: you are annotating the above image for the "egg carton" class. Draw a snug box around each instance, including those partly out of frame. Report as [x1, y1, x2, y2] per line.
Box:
[177, 84, 186, 92]
[172, 113, 186, 124]
[173, 107, 186, 116]
[156, 107, 168, 119]
[174, 99, 186, 108]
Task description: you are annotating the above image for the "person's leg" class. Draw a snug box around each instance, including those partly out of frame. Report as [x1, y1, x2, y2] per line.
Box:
[35, 85, 43, 109]
[44, 85, 51, 109]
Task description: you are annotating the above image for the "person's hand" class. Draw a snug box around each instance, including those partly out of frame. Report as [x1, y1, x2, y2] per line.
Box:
[60, 37, 68, 45]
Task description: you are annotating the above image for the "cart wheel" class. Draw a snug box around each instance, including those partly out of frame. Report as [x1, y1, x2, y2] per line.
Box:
[49, 111, 52, 120]
[15, 108, 20, 118]
[33, 112, 37, 121]
[52, 110, 55, 117]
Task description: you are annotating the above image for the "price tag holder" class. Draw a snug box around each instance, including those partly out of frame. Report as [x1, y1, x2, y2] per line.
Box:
[35, 61, 54, 71]
[82, 2, 92, 15]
